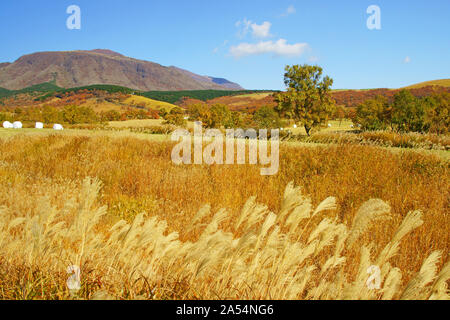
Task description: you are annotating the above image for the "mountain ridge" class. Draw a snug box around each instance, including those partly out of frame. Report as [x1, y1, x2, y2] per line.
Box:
[0, 49, 244, 91]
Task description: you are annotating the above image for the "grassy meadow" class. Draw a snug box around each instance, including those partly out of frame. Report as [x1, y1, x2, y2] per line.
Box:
[0, 127, 448, 300]
[403, 79, 450, 89]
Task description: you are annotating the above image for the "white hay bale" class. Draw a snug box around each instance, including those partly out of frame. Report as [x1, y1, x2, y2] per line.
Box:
[13, 121, 22, 129]
[328, 123, 332, 127]
[293, 124, 297, 128]
[2, 121, 13, 129]
[53, 124, 64, 131]
[35, 122, 44, 129]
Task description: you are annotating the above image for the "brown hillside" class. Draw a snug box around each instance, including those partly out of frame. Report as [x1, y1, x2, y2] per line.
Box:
[332, 86, 450, 107]
[198, 86, 450, 111]
[0, 50, 243, 91]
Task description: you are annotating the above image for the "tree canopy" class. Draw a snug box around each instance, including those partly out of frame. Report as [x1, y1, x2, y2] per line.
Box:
[355, 90, 449, 134]
[275, 64, 335, 136]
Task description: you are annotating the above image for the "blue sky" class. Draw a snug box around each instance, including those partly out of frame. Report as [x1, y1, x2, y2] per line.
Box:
[0, 0, 449, 90]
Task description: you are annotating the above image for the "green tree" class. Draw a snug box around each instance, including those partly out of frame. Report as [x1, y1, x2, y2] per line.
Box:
[163, 107, 187, 127]
[0, 112, 11, 122]
[423, 92, 450, 134]
[163, 113, 187, 127]
[275, 64, 335, 136]
[187, 103, 211, 123]
[62, 105, 98, 124]
[391, 90, 425, 132]
[101, 110, 121, 122]
[253, 106, 284, 129]
[355, 96, 388, 131]
[210, 104, 232, 128]
[187, 103, 233, 128]
[42, 105, 63, 123]
[333, 105, 346, 126]
[229, 111, 242, 128]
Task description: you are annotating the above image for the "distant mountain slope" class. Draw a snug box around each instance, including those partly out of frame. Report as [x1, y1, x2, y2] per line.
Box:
[209, 77, 243, 90]
[0, 63, 11, 69]
[0, 49, 244, 91]
[402, 79, 450, 89]
[169, 66, 243, 90]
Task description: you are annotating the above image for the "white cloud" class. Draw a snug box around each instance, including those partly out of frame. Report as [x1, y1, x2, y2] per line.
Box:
[235, 19, 272, 39]
[280, 5, 296, 17]
[250, 21, 272, 38]
[308, 56, 319, 63]
[404, 56, 411, 63]
[286, 5, 296, 15]
[230, 39, 309, 58]
[235, 18, 252, 38]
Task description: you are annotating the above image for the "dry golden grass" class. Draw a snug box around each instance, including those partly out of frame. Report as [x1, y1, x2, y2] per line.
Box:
[74, 96, 176, 113]
[301, 131, 450, 158]
[122, 96, 176, 111]
[78, 98, 125, 113]
[0, 133, 448, 300]
[289, 120, 355, 135]
[232, 93, 274, 100]
[403, 79, 450, 89]
[108, 119, 165, 128]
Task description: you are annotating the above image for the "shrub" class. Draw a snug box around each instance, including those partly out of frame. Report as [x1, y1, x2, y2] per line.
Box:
[355, 96, 389, 131]
[424, 92, 450, 135]
[253, 106, 285, 130]
[63, 105, 98, 124]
